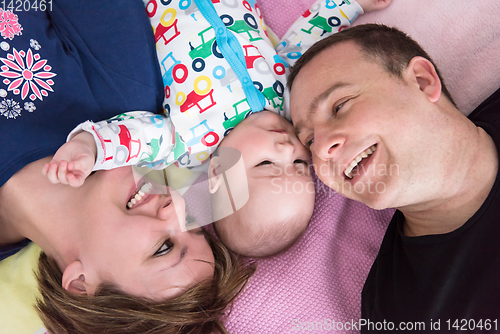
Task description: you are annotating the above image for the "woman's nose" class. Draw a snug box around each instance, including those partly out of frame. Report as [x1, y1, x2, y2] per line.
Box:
[156, 192, 186, 229]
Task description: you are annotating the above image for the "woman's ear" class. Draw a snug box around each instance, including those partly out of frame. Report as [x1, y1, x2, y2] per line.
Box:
[406, 56, 442, 103]
[62, 261, 96, 296]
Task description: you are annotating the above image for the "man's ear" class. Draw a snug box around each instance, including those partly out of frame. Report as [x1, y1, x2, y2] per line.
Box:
[62, 261, 96, 296]
[406, 56, 442, 103]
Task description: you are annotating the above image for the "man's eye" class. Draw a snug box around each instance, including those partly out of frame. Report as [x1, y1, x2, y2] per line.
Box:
[334, 103, 344, 113]
[154, 239, 173, 256]
[256, 160, 273, 167]
[335, 99, 351, 113]
[294, 159, 309, 165]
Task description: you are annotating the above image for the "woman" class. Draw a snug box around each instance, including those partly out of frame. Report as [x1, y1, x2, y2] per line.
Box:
[0, 1, 253, 333]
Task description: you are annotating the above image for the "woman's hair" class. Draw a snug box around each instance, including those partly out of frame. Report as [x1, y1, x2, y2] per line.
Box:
[288, 23, 456, 106]
[36, 231, 255, 334]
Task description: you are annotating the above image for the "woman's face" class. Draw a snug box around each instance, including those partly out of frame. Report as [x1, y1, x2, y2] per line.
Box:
[75, 166, 214, 300]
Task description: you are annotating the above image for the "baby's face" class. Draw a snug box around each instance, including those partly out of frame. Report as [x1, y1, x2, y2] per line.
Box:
[216, 111, 314, 257]
[220, 110, 311, 176]
[215, 111, 315, 256]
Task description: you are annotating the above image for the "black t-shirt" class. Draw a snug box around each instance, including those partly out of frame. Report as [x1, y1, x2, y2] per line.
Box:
[361, 87, 500, 332]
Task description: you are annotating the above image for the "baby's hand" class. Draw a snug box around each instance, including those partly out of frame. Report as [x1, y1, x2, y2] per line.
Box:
[356, 0, 392, 12]
[42, 131, 97, 187]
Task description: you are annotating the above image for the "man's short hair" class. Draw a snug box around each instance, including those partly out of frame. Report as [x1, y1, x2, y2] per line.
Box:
[36, 231, 255, 334]
[288, 23, 456, 106]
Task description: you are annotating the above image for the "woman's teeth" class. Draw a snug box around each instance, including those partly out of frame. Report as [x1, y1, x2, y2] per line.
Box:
[344, 145, 377, 179]
[127, 182, 153, 209]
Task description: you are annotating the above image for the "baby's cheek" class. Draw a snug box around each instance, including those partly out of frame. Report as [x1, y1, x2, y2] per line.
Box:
[282, 176, 315, 197]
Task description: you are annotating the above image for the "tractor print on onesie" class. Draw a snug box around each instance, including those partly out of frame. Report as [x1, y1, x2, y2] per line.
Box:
[220, 12, 262, 42]
[160, 51, 189, 116]
[171, 119, 218, 167]
[188, 26, 223, 72]
[301, 0, 355, 36]
[96, 120, 142, 166]
[222, 98, 252, 136]
[175, 75, 220, 167]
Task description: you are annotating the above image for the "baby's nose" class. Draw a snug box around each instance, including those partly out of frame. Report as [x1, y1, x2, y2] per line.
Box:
[276, 136, 295, 152]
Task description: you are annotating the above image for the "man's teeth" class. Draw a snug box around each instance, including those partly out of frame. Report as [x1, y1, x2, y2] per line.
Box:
[344, 145, 377, 179]
[127, 182, 153, 208]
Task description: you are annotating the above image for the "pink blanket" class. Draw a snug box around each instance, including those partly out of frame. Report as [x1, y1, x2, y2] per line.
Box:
[226, 0, 500, 333]
[225, 176, 392, 333]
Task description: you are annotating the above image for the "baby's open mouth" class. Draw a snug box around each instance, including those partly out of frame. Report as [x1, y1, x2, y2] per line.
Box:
[344, 144, 377, 179]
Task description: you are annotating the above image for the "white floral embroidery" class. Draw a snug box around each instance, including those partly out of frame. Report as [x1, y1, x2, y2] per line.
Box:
[30, 39, 41, 50]
[24, 101, 35, 112]
[0, 98, 21, 118]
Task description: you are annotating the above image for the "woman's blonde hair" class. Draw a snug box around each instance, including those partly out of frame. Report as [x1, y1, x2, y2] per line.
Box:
[36, 231, 255, 334]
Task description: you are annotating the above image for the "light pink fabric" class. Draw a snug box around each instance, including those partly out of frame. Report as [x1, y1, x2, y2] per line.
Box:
[225, 175, 393, 333]
[352, 0, 500, 115]
[225, 0, 500, 333]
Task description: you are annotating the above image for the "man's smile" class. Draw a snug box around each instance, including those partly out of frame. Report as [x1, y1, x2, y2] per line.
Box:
[344, 144, 377, 179]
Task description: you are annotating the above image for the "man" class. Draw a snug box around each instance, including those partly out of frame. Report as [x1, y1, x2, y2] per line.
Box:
[288, 24, 500, 328]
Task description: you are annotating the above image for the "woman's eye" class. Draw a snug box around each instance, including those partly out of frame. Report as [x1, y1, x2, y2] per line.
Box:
[256, 160, 273, 167]
[154, 239, 174, 256]
[294, 159, 309, 165]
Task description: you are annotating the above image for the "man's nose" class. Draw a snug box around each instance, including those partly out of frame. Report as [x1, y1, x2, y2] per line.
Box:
[313, 125, 345, 161]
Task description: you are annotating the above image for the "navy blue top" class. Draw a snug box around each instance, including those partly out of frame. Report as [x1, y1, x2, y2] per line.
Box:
[0, 239, 31, 261]
[0, 0, 164, 187]
[0, 0, 164, 260]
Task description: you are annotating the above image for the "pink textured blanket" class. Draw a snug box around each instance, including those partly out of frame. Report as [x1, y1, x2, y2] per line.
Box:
[225, 0, 500, 333]
[225, 175, 392, 333]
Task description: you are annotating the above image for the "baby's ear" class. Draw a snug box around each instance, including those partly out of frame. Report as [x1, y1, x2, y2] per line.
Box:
[62, 261, 97, 296]
[208, 156, 221, 177]
[208, 156, 223, 194]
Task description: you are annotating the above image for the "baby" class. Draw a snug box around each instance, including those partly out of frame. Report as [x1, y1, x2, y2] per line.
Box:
[43, 0, 389, 257]
[208, 110, 314, 257]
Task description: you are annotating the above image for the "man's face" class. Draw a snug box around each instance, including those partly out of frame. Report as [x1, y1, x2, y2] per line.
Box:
[75, 166, 215, 300]
[290, 41, 454, 209]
